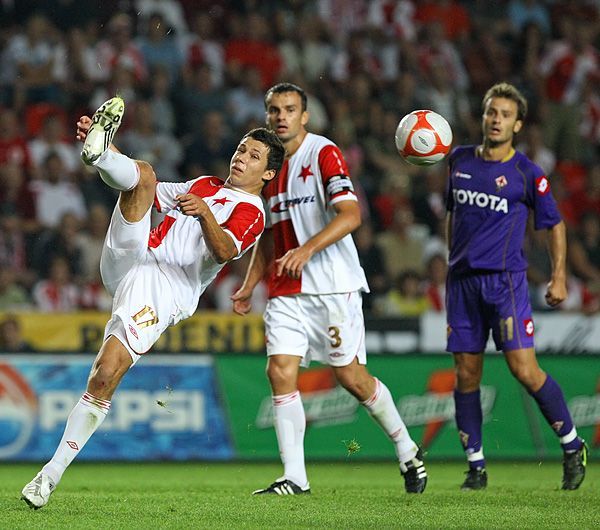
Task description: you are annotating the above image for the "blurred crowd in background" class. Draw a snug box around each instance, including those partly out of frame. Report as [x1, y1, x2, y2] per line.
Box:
[0, 0, 598, 333]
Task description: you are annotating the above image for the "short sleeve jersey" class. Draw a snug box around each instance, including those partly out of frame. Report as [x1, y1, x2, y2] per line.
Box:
[446, 145, 561, 274]
[262, 133, 369, 297]
[150, 176, 265, 317]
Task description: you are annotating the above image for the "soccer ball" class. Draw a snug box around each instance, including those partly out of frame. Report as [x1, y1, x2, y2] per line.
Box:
[395, 110, 453, 166]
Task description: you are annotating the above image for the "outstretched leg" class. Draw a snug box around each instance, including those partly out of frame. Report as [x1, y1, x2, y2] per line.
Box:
[334, 359, 427, 493]
[79, 96, 157, 223]
[21, 337, 132, 509]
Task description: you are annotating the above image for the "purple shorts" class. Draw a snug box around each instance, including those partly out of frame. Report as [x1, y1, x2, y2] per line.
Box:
[446, 270, 535, 353]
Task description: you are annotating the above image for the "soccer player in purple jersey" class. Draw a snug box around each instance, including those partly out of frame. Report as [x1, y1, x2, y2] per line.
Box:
[445, 82, 587, 491]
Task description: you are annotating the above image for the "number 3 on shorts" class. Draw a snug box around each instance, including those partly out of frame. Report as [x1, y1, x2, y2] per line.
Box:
[328, 326, 342, 348]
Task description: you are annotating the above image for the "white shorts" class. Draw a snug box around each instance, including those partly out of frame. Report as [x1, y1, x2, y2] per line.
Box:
[101, 203, 179, 364]
[264, 292, 366, 368]
[100, 202, 152, 296]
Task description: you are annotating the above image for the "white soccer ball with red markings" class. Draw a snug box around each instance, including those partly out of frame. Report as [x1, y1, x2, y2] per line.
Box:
[395, 110, 453, 166]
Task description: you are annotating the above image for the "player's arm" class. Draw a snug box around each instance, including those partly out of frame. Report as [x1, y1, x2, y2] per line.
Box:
[177, 193, 237, 263]
[275, 199, 361, 279]
[232, 230, 273, 315]
[544, 220, 567, 307]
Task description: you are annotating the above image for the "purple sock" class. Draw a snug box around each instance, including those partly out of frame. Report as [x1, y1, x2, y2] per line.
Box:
[454, 389, 485, 469]
[530, 374, 582, 452]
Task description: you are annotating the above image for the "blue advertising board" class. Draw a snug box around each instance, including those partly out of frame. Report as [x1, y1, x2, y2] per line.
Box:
[0, 355, 233, 461]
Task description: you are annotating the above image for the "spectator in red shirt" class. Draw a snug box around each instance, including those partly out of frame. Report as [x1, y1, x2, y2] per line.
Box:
[225, 12, 282, 89]
[415, 0, 471, 43]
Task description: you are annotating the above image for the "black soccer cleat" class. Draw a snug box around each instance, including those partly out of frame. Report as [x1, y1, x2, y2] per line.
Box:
[400, 448, 428, 493]
[461, 467, 487, 490]
[562, 440, 588, 490]
[252, 479, 311, 495]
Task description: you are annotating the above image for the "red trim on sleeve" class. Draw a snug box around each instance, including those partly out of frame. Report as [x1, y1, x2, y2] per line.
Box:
[318, 144, 350, 185]
[189, 176, 224, 198]
[222, 203, 265, 252]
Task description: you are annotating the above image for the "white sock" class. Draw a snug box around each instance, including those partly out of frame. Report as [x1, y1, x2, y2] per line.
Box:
[94, 150, 140, 191]
[272, 391, 308, 489]
[42, 392, 111, 485]
[362, 378, 417, 463]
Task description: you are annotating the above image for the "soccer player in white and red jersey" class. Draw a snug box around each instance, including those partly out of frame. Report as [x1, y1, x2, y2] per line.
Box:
[21, 97, 284, 510]
[232, 83, 427, 495]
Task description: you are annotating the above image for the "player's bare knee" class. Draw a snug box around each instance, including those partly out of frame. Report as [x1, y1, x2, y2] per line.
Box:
[87, 359, 127, 398]
[511, 364, 544, 390]
[266, 360, 297, 390]
[135, 160, 157, 191]
[455, 364, 481, 390]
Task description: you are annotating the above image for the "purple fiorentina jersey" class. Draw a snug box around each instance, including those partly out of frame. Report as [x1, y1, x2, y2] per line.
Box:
[446, 145, 561, 274]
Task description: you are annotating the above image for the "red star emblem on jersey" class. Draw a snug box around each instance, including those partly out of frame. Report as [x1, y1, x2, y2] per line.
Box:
[212, 197, 231, 206]
[298, 165, 314, 182]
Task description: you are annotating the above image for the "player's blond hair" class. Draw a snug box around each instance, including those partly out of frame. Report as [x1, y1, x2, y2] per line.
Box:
[482, 83, 528, 122]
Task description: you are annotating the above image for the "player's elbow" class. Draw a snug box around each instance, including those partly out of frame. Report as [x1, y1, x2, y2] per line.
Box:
[214, 251, 235, 264]
[214, 246, 238, 264]
[348, 209, 362, 233]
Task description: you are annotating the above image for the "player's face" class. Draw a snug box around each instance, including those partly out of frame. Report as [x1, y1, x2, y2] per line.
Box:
[482, 97, 522, 146]
[228, 137, 274, 189]
[265, 91, 308, 144]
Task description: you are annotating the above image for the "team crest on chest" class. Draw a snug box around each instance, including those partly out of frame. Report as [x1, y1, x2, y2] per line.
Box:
[495, 175, 507, 192]
[298, 165, 314, 182]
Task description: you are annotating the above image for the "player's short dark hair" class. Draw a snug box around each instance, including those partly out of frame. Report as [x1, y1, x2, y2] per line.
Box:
[264, 82, 307, 112]
[243, 127, 285, 178]
[482, 82, 528, 122]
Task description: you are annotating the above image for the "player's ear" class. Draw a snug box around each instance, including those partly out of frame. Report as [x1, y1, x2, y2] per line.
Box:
[262, 168, 276, 182]
[301, 110, 309, 127]
[513, 120, 523, 134]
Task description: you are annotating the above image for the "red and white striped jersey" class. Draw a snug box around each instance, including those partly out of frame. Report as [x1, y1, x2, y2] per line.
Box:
[149, 176, 265, 317]
[263, 133, 368, 298]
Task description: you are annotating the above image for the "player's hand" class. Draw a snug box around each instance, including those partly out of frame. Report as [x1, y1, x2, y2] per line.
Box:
[76, 116, 92, 142]
[545, 277, 567, 307]
[176, 194, 209, 217]
[231, 287, 252, 315]
[275, 246, 313, 279]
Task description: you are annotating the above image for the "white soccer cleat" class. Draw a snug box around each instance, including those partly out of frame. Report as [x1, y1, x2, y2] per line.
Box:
[81, 96, 125, 165]
[21, 471, 56, 509]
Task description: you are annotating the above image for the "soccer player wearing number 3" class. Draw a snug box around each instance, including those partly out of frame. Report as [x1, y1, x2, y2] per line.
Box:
[232, 83, 427, 495]
[21, 97, 285, 509]
[446, 83, 587, 491]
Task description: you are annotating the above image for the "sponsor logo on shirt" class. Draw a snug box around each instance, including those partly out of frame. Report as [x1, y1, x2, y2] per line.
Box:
[270, 195, 316, 213]
[535, 176, 550, 195]
[455, 171, 472, 179]
[452, 189, 508, 213]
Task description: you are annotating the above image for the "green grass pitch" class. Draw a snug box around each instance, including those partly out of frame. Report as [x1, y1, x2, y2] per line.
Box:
[3, 460, 598, 529]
